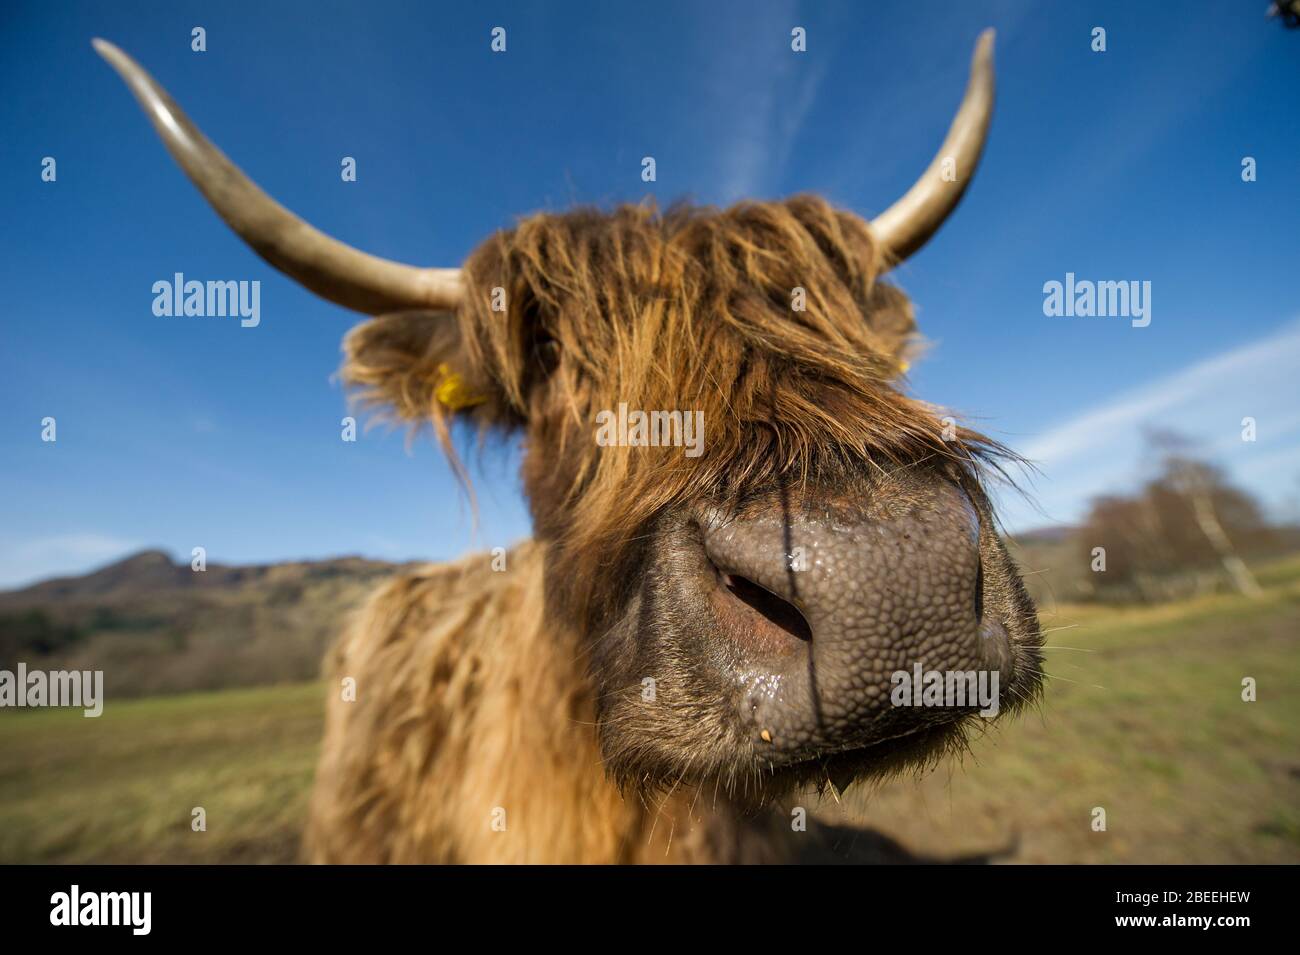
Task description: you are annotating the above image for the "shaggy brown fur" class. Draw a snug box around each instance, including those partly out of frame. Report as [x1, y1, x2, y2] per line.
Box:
[309, 195, 1029, 863]
[343, 196, 1003, 623]
[305, 542, 986, 864]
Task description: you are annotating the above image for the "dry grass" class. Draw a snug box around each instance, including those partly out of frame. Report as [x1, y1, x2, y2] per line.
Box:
[0, 683, 321, 863]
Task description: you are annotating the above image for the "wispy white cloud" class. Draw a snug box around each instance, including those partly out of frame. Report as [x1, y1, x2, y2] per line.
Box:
[701, 3, 827, 202]
[0, 533, 145, 590]
[998, 318, 1300, 531]
[1021, 319, 1300, 465]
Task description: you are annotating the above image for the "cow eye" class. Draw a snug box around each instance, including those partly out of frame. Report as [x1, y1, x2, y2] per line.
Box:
[533, 334, 561, 374]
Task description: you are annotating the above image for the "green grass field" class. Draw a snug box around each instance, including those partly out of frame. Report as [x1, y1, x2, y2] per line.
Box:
[3, 558, 1298, 864]
[0, 683, 322, 863]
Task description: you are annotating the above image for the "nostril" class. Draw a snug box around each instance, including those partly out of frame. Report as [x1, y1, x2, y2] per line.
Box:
[973, 556, 985, 622]
[722, 573, 813, 643]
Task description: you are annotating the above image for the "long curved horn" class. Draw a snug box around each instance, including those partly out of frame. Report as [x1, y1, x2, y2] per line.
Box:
[93, 39, 464, 315]
[870, 30, 996, 266]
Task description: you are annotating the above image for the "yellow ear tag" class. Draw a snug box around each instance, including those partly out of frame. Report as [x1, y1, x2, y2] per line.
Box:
[897, 359, 911, 374]
[435, 363, 488, 410]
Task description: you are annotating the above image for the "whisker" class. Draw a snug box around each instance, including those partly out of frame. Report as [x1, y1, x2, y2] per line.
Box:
[1039, 670, 1106, 691]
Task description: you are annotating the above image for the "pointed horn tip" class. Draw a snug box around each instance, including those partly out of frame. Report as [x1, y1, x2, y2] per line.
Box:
[91, 37, 119, 61]
[91, 38, 136, 79]
[973, 29, 995, 70]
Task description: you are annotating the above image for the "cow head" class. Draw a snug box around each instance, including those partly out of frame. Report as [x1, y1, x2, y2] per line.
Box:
[99, 30, 1041, 805]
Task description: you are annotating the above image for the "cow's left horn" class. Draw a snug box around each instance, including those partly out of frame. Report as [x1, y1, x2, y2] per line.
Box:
[93, 39, 465, 315]
[870, 30, 996, 267]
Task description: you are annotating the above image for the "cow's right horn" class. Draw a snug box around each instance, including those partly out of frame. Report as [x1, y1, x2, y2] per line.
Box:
[870, 30, 996, 268]
[94, 38, 465, 316]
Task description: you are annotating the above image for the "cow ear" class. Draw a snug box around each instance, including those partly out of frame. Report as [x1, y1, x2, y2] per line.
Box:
[341, 312, 504, 427]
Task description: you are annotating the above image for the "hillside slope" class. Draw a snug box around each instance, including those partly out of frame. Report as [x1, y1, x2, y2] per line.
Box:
[0, 550, 411, 696]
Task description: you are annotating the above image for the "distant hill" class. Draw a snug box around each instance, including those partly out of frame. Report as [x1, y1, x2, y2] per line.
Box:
[1008, 525, 1078, 545]
[0, 549, 403, 607]
[0, 549, 413, 698]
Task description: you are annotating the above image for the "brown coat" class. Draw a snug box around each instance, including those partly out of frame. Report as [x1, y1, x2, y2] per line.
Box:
[305, 541, 927, 864]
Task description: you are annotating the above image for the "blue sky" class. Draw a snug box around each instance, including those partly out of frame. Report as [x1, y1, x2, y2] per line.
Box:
[2, 1, 1297, 587]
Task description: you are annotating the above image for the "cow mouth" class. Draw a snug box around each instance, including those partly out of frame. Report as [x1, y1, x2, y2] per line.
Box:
[777, 718, 970, 794]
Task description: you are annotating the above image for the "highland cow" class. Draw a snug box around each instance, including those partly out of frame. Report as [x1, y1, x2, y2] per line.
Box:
[98, 30, 1042, 864]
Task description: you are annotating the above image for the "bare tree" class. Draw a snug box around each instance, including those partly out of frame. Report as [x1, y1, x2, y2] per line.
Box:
[1143, 430, 1263, 598]
[1080, 431, 1270, 601]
